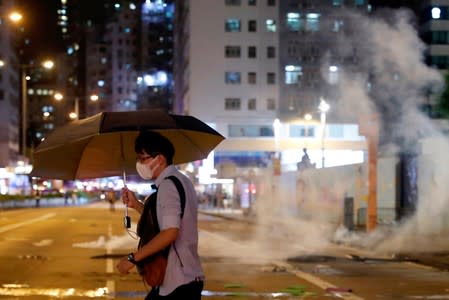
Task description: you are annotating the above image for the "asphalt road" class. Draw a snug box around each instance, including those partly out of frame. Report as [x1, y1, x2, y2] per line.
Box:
[0, 204, 448, 299]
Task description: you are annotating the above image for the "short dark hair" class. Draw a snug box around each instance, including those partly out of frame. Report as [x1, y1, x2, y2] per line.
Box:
[135, 131, 175, 165]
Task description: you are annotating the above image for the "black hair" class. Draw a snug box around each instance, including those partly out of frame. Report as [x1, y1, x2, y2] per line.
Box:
[134, 131, 175, 165]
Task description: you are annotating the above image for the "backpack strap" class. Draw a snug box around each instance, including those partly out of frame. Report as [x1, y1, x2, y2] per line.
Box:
[164, 175, 186, 219]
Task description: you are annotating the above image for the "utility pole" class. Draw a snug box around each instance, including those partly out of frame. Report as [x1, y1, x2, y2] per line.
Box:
[360, 114, 379, 232]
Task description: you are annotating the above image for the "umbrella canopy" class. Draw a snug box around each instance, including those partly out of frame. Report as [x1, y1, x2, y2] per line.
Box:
[30, 110, 225, 180]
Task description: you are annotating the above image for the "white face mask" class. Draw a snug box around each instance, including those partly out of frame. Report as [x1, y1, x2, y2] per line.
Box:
[135, 155, 160, 180]
[136, 161, 153, 179]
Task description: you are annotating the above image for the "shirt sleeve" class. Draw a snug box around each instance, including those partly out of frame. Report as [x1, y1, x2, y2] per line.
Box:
[156, 178, 182, 230]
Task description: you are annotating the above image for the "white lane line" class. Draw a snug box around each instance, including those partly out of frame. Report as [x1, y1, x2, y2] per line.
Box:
[106, 224, 115, 298]
[274, 260, 365, 300]
[0, 213, 56, 234]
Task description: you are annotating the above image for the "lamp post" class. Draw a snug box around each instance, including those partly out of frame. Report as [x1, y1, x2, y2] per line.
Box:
[318, 98, 330, 168]
[54, 92, 99, 120]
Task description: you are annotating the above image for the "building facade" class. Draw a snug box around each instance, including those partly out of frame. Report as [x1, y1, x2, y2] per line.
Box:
[174, 0, 366, 173]
[0, 0, 21, 167]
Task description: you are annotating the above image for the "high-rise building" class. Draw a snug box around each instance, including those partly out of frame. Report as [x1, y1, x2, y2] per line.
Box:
[138, 0, 174, 111]
[174, 0, 365, 171]
[0, 0, 21, 167]
[278, 0, 370, 121]
[174, 0, 279, 135]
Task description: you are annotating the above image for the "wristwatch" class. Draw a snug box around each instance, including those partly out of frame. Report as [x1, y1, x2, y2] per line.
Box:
[127, 252, 137, 265]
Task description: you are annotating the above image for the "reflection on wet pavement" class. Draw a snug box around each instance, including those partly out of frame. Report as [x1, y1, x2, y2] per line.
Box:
[0, 285, 317, 298]
[0, 284, 108, 297]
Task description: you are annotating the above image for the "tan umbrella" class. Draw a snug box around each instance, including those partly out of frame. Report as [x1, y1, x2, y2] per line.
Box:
[30, 110, 225, 180]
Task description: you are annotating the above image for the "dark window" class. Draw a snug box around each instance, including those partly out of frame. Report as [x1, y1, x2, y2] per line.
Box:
[248, 0, 256, 5]
[225, 0, 241, 5]
[267, 46, 276, 58]
[225, 98, 241, 110]
[248, 72, 256, 84]
[248, 20, 257, 32]
[267, 72, 276, 84]
[248, 46, 257, 58]
[267, 0, 275, 6]
[225, 46, 241, 57]
[248, 98, 256, 110]
[267, 98, 276, 110]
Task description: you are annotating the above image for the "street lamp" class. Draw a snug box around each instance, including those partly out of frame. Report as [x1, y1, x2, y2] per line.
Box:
[318, 97, 330, 168]
[54, 92, 100, 120]
[8, 11, 23, 23]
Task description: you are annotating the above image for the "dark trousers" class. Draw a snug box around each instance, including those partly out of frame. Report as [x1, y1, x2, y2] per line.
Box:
[145, 280, 203, 300]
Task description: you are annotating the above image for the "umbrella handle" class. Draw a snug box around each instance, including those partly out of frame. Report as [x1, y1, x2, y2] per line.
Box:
[123, 169, 131, 229]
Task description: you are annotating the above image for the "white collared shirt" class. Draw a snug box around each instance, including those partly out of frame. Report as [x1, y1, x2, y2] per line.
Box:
[154, 165, 204, 295]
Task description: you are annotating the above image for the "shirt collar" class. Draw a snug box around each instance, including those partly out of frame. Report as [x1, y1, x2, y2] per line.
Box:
[154, 165, 177, 187]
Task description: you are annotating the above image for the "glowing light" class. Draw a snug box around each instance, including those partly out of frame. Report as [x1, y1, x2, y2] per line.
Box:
[432, 7, 441, 19]
[9, 12, 23, 23]
[42, 60, 54, 69]
[54, 93, 63, 101]
[69, 112, 78, 120]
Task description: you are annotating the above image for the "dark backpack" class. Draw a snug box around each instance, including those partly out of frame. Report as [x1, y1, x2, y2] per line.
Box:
[136, 176, 185, 272]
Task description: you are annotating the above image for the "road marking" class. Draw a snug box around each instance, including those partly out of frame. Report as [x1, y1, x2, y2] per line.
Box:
[274, 260, 365, 300]
[0, 213, 55, 234]
[106, 224, 115, 298]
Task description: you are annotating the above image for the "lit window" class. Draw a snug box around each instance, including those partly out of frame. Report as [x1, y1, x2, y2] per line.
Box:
[333, 0, 343, 5]
[333, 20, 343, 32]
[328, 65, 338, 84]
[432, 7, 442, 19]
[285, 65, 302, 84]
[225, 72, 241, 84]
[306, 13, 320, 32]
[42, 105, 54, 113]
[287, 13, 301, 31]
[225, 19, 241, 32]
[266, 19, 276, 32]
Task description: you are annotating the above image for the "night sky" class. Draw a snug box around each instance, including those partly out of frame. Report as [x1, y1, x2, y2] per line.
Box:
[16, 0, 63, 58]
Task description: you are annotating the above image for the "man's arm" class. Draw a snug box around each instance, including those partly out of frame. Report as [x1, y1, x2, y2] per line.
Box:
[134, 227, 179, 261]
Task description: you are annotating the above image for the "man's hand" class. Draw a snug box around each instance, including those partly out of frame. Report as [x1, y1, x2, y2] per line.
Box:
[116, 256, 135, 274]
[121, 187, 140, 210]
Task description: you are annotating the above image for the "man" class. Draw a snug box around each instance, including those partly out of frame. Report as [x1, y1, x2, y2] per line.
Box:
[116, 131, 204, 299]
